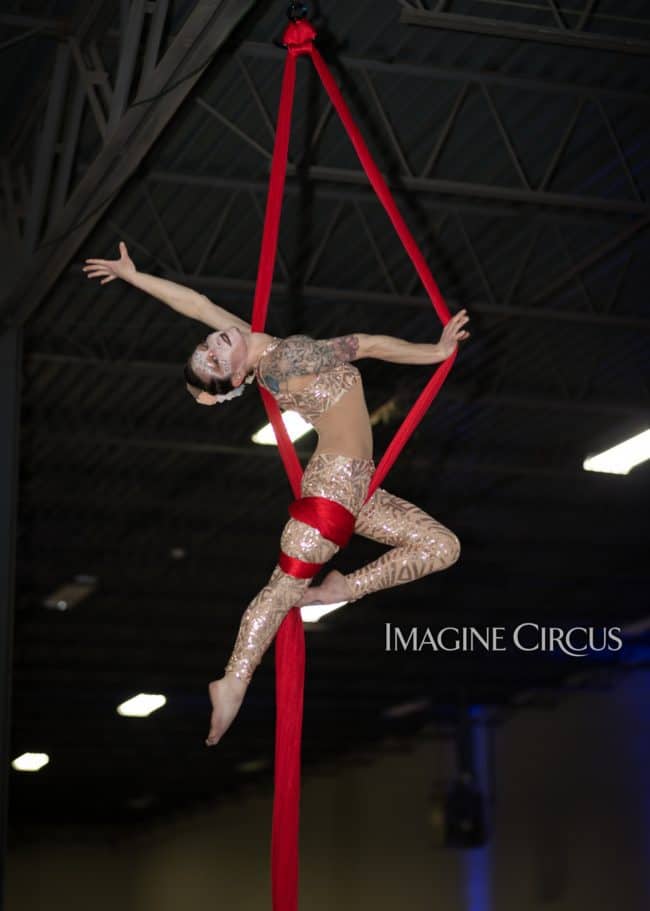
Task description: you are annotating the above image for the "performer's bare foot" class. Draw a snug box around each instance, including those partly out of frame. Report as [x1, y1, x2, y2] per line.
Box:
[296, 569, 354, 607]
[206, 674, 248, 747]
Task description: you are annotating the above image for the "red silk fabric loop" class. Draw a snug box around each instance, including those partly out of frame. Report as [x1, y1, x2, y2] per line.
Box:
[278, 552, 323, 579]
[278, 495, 356, 579]
[282, 20, 317, 55]
[248, 18, 458, 911]
[288, 496, 356, 547]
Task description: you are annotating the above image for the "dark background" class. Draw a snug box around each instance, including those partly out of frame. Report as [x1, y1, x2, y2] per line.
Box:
[1, 0, 648, 838]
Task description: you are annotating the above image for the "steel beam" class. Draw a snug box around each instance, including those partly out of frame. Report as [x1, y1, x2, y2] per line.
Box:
[87, 42, 114, 112]
[140, 0, 170, 87]
[303, 165, 649, 217]
[195, 96, 273, 162]
[422, 83, 469, 178]
[539, 98, 584, 191]
[27, 353, 650, 417]
[108, 0, 147, 132]
[0, 0, 262, 330]
[84, 173, 649, 337]
[24, 44, 70, 254]
[148, 167, 648, 222]
[0, 14, 63, 33]
[230, 45, 650, 217]
[141, 183, 183, 271]
[5, 2, 650, 46]
[157, 269, 650, 332]
[23, 428, 607, 478]
[530, 215, 650, 305]
[240, 41, 650, 105]
[399, 7, 650, 56]
[69, 37, 108, 138]
[577, 0, 598, 32]
[67, 249, 650, 331]
[50, 80, 86, 215]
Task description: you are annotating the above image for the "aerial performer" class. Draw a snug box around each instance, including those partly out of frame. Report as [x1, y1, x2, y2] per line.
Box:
[83, 242, 470, 746]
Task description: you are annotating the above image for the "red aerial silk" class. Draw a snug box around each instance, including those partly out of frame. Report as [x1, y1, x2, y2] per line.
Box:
[248, 19, 457, 911]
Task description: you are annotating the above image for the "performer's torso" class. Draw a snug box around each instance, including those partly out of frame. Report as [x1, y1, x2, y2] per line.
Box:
[256, 335, 373, 459]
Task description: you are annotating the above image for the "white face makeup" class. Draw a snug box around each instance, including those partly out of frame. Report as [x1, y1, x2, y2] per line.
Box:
[190, 327, 246, 386]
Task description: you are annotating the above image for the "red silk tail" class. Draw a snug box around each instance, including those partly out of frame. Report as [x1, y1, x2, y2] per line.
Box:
[249, 18, 456, 911]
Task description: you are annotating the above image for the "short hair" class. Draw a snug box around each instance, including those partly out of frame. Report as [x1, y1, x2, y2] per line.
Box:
[183, 359, 235, 396]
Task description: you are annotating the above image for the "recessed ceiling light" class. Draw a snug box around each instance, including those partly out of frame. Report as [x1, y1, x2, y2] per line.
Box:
[127, 794, 156, 810]
[117, 694, 167, 717]
[43, 576, 97, 610]
[583, 428, 650, 475]
[300, 601, 348, 622]
[383, 699, 430, 720]
[12, 752, 50, 772]
[236, 758, 270, 774]
[252, 411, 313, 445]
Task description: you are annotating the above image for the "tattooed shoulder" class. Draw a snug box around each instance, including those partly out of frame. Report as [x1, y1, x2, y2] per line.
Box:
[326, 335, 360, 363]
[259, 334, 360, 390]
[284, 334, 360, 375]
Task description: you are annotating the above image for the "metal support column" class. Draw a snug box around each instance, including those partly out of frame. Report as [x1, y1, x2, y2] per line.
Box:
[0, 328, 21, 911]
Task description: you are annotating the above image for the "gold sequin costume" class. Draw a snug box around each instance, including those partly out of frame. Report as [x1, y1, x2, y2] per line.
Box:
[224, 340, 461, 684]
[346, 488, 461, 600]
[254, 335, 361, 423]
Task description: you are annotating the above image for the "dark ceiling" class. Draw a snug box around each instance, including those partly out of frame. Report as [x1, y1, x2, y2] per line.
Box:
[3, 0, 649, 834]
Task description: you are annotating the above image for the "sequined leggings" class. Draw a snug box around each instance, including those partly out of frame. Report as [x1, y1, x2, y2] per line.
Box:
[224, 452, 460, 683]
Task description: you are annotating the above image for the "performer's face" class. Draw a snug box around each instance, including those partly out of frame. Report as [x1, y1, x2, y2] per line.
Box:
[190, 327, 247, 387]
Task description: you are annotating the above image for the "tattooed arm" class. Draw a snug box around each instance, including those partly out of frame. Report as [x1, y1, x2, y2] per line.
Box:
[259, 334, 370, 393]
[258, 317, 472, 393]
[359, 312, 470, 364]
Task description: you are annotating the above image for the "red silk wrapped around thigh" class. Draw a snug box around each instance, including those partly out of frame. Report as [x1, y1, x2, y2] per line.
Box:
[278, 495, 356, 578]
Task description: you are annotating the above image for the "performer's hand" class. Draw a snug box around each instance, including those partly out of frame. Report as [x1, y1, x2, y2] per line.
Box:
[83, 241, 136, 284]
[438, 308, 470, 359]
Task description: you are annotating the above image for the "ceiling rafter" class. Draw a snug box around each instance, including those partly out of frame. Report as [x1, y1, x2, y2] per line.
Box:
[26, 352, 650, 417]
[86, 179, 650, 332]
[399, 3, 650, 55]
[187, 47, 650, 218]
[0, 0, 261, 328]
[7, 0, 650, 831]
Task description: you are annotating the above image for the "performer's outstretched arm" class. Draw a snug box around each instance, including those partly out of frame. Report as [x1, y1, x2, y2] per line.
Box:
[360, 310, 470, 364]
[83, 241, 251, 332]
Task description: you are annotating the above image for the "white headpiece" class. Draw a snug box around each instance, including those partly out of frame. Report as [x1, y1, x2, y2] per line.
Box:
[213, 372, 255, 403]
[186, 371, 256, 405]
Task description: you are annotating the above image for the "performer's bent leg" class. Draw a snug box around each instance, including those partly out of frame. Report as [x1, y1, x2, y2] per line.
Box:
[343, 488, 461, 601]
[224, 517, 341, 683]
[208, 452, 374, 746]
[207, 518, 340, 745]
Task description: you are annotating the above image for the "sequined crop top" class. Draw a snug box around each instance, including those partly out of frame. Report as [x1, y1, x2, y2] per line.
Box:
[255, 335, 361, 425]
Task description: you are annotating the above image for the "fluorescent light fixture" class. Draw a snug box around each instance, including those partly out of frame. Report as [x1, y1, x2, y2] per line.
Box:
[300, 600, 348, 623]
[583, 428, 650, 475]
[12, 752, 50, 772]
[621, 615, 650, 637]
[236, 758, 270, 774]
[43, 574, 97, 611]
[252, 411, 313, 445]
[383, 699, 430, 720]
[127, 794, 156, 810]
[117, 694, 167, 717]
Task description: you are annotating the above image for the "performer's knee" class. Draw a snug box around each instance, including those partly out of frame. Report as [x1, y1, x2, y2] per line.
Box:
[421, 524, 461, 570]
[280, 516, 339, 565]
